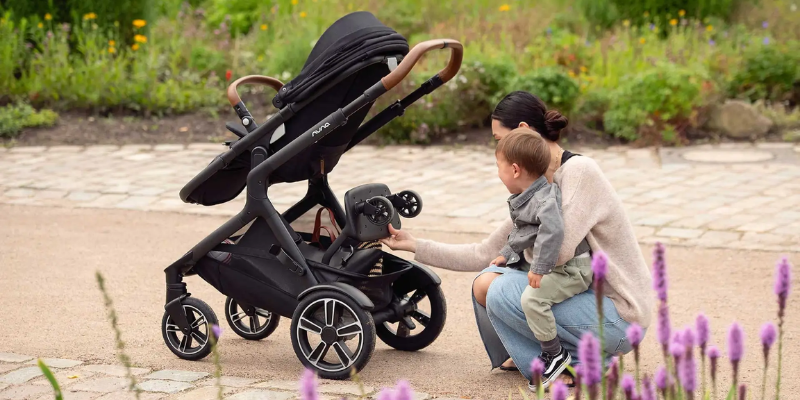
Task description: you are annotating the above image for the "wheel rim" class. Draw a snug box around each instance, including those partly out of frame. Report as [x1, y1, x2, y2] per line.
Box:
[228, 300, 273, 335]
[366, 198, 391, 225]
[382, 288, 432, 338]
[164, 305, 210, 356]
[398, 192, 419, 217]
[296, 298, 364, 373]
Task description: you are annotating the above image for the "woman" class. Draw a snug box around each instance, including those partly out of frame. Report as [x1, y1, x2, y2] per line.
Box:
[381, 91, 653, 386]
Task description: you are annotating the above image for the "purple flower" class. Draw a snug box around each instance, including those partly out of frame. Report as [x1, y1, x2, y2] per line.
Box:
[679, 348, 697, 391]
[775, 257, 792, 316]
[707, 345, 719, 382]
[763, 37, 770, 45]
[592, 251, 608, 287]
[761, 322, 777, 349]
[376, 389, 393, 400]
[46, 30, 53, 38]
[394, 380, 413, 400]
[214, 29, 220, 35]
[652, 243, 668, 302]
[682, 327, 695, 349]
[670, 339, 685, 359]
[578, 332, 602, 387]
[709, 39, 716, 46]
[762, 21, 769, 28]
[642, 374, 657, 400]
[300, 369, 318, 400]
[530, 358, 544, 378]
[622, 374, 636, 399]
[655, 366, 670, 390]
[657, 303, 671, 348]
[650, 23, 656, 30]
[211, 324, 222, 340]
[696, 314, 710, 349]
[627, 323, 643, 348]
[551, 380, 569, 400]
[61, 23, 70, 32]
[728, 322, 744, 363]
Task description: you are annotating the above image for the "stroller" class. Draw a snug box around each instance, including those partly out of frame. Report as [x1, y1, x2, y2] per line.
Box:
[160, 11, 463, 379]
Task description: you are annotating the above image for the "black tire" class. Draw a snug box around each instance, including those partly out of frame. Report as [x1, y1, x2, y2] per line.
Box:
[365, 196, 394, 226]
[290, 290, 376, 380]
[396, 190, 423, 218]
[224, 297, 280, 341]
[161, 297, 218, 361]
[376, 285, 446, 351]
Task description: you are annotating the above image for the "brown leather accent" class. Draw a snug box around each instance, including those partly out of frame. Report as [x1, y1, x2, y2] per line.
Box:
[226, 75, 285, 106]
[380, 39, 463, 91]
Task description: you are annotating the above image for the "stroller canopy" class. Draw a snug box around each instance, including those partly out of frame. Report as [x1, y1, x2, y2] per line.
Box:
[272, 11, 409, 108]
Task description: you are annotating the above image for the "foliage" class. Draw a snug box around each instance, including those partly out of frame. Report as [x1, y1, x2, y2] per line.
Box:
[0, 102, 58, 138]
[506, 67, 581, 115]
[728, 43, 800, 103]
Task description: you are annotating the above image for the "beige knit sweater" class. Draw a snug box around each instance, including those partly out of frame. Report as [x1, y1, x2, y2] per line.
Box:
[415, 156, 654, 328]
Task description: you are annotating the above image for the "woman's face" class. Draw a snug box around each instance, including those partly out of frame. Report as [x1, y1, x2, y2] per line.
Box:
[491, 119, 530, 141]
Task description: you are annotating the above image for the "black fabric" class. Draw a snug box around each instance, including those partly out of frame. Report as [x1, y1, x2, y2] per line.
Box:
[561, 150, 580, 165]
[272, 11, 409, 108]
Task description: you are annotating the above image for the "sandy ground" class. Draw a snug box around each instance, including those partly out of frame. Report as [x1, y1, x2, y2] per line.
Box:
[0, 204, 797, 399]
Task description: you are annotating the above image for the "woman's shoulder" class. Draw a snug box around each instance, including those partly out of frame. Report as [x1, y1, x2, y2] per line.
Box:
[556, 154, 604, 181]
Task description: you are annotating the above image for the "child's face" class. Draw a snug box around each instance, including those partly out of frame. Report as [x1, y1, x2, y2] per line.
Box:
[496, 153, 523, 194]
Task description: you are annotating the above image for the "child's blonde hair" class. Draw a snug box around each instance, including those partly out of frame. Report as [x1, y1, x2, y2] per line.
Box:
[495, 127, 551, 177]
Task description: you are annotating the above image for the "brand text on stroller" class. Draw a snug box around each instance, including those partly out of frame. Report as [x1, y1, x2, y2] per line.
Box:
[312, 122, 331, 137]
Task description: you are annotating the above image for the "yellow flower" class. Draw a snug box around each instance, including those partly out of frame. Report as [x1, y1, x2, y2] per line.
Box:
[299, 11, 307, 18]
[131, 43, 140, 50]
[498, 4, 511, 12]
[260, 24, 268, 31]
[83, 12, 96, 20]
[108, 40, 115, 46]
[44, 13, 52, 20]
[108, 47, 116, 54]
[567, 70, 576, 78]
[134, 34, 147, 43]
[271, 6, 277, 13]
[679, 9, 686, 17]
[38, 22, 43, 28]
[639, 37, 646, 44]
[132, 19, 146, 28]
[654, 26, 659, 33]
[257, 55, 264, 61]
[580, 66, 588, 73]
[291, 0, 298, 4]
[623, 19, 630, 27]
[670, 19, 678, 26]
[643, 11, 650, 17]
[706, 25, 713, 32]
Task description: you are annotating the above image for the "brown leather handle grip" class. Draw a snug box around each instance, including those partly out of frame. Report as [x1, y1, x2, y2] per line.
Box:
[226, 75, 285, 106]
[381, 39, 463, 91]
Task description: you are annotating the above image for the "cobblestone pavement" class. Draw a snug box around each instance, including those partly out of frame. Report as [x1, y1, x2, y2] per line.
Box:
[0, 352, 437, 400]
[1, 142, 799, 253]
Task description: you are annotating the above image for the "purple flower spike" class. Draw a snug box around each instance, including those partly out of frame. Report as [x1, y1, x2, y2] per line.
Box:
[679, 349, 697, 391]
[530, 358, 544, 378]
[728, 322, 745, 362]
[682, 327, 695, 349]
[657, 303, 671, 348]
[652, 243, 668, 302]
[762, 21, 769, 28]
[775, 257, 792, 317]
[300, 369, 318, 400]
[763, 37, 770, 45]
[761, 322, 777, 349]
[627, 323, 643, 348]
[642, 375, 657, 400]
[592, 251, 608, 285]
[376, 388, 393, 400]
[696, 314, 710, 349]
[706, 345, 719, 359]
[551, 381, 569, 400]
[211, 324, 222, 340]
[669, 339, 685, 359]
[709, 39, 716, 46]
[395, 380, 413, 400]
[655, 366, 670, 390]
[622, 374, 636, 399]
[578, 332, 602, 387]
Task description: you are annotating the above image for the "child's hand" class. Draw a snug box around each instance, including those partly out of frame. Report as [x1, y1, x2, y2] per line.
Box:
[490, 255, 506, 267]
[528, 271, 543, 288]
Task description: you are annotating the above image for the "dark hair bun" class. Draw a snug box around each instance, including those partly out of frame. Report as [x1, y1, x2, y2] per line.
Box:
[543, 110, 568, 140]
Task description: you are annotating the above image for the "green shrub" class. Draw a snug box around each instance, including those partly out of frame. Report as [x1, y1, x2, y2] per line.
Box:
[604, 64, 706, 142]
[575, 88, 612, 131]
[505, 67, 580, 115]
[728, 43, 800, 103]
[577, 0, 752, 31]
[0, 102, 58, 138]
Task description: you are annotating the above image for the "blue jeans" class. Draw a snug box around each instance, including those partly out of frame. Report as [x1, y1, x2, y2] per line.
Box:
[474, 266, 638, 381]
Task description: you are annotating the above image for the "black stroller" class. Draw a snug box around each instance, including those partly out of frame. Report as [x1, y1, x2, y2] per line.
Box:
[160, 11, 463, 379]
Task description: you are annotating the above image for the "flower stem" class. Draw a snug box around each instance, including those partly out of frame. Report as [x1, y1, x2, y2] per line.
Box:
[775, 318, 783, 400]
[634, 350, 640, 393]
[95, 271, 140, 400]
[596, 290, 606, 400]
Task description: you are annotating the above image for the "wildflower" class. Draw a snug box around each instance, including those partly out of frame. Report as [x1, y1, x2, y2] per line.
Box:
[292, 0, 298, 4]
[670, 19, 678, 26]
[108, 40, 115, 46]
[46, 30, 53, 38]
[761, 322, 777, 400]
[551, 381, 568, 400]
[653, 242, 668, 302]
[650, 23, 656, 30]
[642, 374, 656, 400]
[696, 314, 709, 350]
[83, 12, 97, 20]
[38, 22, 43, 28]
[606, 357, 620, 398]
[644, 11, 650, 17]
[669, 338, 685, 360]
[530, 358, 544, 389]
[260, 24, 268, 31]
[44, 13, 52, 20]
[621, 374, 636, 400]
[300, 11, 307, 18]
[679, 9, 686, 16]
[775, 257, 792, 318]
[214, 29, 221, 35]
[709, 39, 716, 46]
[657, 303, 671, 355]
[655, 366, 671, 398]
[728, 322, 744, 395]
[132, 43, 140, 51]
[591, 251, 608, 291]
[61, 23, 69, 32]
[679, 345, 697, 393]
[376, 389, 392, 400]
[682, 327, 695, 350]
[580, 65, 588, 73]
[763, 37, 770, 45]
[623, 19, 630, 27]
[639, 37, 646, 44]
[211, 324, 222, 340]
[395, 380, 413, 400]
[568, 70, 576, 78]
[226, 70, 232, 81]
[706, 345, 719, 385]
[578, 333, 602, 389]
[499, 4, 511, 12]
[132, 19, 146, 28]
[134, 34, 147, 43]
[300, 369, 318, 400]
[707, 25, 713, 31]
[108, 47, 115, 54]
[762, 21, 769, 28]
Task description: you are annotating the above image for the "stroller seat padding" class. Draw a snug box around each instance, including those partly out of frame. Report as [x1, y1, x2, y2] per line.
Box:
[341, 248, 383, 275]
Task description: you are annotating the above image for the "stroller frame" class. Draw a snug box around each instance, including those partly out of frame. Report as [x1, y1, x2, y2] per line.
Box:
[162, 32, 463, 379]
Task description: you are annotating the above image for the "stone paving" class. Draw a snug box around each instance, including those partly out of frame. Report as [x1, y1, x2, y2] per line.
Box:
[0, 352, 438, 400]
[1, 142, 799, 253]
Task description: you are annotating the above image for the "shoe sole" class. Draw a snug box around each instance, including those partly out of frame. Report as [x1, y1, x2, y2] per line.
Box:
[529, 353, 573, 391]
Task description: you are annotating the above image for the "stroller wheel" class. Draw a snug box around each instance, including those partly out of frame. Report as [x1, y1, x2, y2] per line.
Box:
[396, 190, 423, 218]
[365, 196, 394, 226]
[290, 291, 376, 380]
[225, 297, 280, 340]
[376, 285, 446, 352]
[161, 297, 219, 361]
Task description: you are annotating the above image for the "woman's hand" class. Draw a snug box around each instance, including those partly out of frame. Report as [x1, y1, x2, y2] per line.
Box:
[380, 225, 417, 253]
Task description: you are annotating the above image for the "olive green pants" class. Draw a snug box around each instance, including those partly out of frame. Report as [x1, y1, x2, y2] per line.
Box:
[521, 255, 593, 342]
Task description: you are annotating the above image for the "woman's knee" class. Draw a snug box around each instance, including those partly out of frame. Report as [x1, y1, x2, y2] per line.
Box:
[472, 273, 500, 307]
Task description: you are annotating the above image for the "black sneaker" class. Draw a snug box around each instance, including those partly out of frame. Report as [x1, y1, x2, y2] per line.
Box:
[529, 347, 572, 391]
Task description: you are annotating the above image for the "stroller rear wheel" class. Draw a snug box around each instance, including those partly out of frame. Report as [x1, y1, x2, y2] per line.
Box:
[376, 285, 446, 351]
[161, 297, 219, 361]
[290, 290, 376, 380]
[225, 297, 280, 341]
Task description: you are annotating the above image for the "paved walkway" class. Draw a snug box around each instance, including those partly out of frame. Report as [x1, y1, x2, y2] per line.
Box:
[1, 142, 799, 253]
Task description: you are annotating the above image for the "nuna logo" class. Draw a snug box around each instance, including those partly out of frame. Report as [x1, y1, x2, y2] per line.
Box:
[312, 122, 331, 137]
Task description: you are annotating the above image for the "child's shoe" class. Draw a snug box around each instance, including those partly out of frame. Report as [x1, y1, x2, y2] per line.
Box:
[528, 347, 572, 391]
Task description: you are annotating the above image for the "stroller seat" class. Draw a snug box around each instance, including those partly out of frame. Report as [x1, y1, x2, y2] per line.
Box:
[340, 248, 383, 275]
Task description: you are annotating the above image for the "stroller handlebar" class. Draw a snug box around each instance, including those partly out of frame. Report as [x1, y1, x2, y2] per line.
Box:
[381, 39, 463, 91]
[227, 75, 285, 106]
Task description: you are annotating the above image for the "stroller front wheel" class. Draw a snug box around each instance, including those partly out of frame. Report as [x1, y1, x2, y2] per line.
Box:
[290, 290, 376, 380]
[376, 284, 446, 351]
[161, 297, 219, 361]
[225, 297, 280, 340]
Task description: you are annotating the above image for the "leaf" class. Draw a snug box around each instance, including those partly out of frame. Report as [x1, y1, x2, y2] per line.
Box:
[518, 386, 531, 400]
[37, 359, 63, 400]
